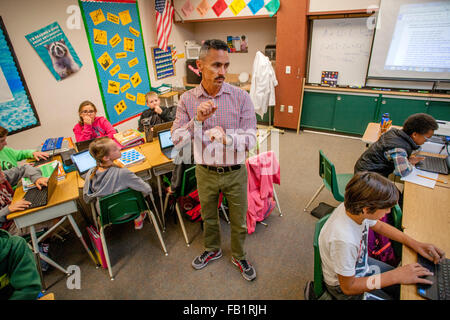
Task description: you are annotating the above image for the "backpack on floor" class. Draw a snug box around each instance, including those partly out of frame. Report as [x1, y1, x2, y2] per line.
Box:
[178, 189, 202, 222]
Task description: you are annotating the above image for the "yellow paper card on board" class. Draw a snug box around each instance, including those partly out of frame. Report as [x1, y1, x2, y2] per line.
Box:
[124, 37, 135, 52]
[130, 72, 141, 88]
[97, 52, 113, 70]
[109, 64, 121, 76]
[93, 29, 107, 45]
[115, 52, 127, 59]
[126, 93, 136, 101]
[129, 26, 140, 37]
[128, 57, 138, 68]
[107, 12, 120, 24]
[121, 82, 131, 93]
[107, 80, 120, 94]
[118, 73, 129, 80]
[136, 93, 146, 106]
[90, 9, 106, 25]
[109, 34, 121, 48]
[114, 100, 127, 115]
[119, 10, 132, 25]
[229, 0, 246, 16]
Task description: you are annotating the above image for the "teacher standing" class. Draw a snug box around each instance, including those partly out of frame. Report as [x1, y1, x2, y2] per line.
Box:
[171, 39, 257, 281]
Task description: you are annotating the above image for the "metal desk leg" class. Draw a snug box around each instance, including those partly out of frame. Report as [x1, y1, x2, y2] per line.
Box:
[149, 196, 163, 231]
[273, 188, 282, 216]
[156, 175, 166, 230]
[67, 214, 98, 267]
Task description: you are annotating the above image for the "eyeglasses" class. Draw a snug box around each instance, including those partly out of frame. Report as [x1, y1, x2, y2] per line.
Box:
[81, 110, 96, 114]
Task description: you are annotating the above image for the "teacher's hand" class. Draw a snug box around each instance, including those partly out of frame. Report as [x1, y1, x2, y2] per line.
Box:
[196, 100, 217, 122]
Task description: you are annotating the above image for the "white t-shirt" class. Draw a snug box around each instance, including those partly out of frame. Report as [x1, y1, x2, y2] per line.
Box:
[318, 203, 378, 287]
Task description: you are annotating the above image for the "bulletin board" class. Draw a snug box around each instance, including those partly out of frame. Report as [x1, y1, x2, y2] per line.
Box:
[151, 45, 176, 80]
[79, 0, 151, 126]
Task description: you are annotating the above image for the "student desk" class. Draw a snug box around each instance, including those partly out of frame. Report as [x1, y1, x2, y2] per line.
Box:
[400, 152, 449, 300]
[7, 171, 97, 289]
[361, 122, 402, 146]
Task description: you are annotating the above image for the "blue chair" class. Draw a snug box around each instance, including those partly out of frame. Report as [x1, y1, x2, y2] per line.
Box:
[304, 150, 353, 212]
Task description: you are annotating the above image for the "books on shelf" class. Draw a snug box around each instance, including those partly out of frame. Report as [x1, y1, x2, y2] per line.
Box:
[86, 226, 107, 269]
[22, 160, 66, 191]
[117, 148, 146, 167]
[114, 129, 144, 148]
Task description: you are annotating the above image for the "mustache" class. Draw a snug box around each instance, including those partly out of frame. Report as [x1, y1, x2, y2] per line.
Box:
[215, 76, 225, 80]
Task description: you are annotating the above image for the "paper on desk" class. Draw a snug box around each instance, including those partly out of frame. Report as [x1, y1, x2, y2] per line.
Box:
[400, 167, 438, 189]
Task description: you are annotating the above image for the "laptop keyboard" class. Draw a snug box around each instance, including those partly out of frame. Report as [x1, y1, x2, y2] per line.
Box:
[438, 259, 450, 300]
[24, 187, 48, 209]
[417, 156, 449, 175]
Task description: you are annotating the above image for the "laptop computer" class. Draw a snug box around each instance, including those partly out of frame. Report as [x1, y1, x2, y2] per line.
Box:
[417, 254, 450, 300]
[157, 129, 177, 160]
[75, 137, 98, 152]
[416, 155, 449, 175]
[70, 149, 97, 179]
[153, 121, 173, 137]
[23, 164, 59, 209]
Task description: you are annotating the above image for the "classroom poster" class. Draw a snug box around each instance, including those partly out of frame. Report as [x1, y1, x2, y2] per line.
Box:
[79, 0, 150, 126]
[25, 22, 82, 81]
[0, 17, 40, 134]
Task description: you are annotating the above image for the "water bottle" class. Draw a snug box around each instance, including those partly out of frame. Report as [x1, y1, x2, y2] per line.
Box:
[380, 113, 390, 127]
[142, 118, 153, 142]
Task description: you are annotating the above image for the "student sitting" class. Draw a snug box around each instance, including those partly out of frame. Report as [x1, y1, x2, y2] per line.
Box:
[0, 229, 42, 300]
[0, 126, 49, 170]
[0, 166, 48, 236]
[354, 113, 438, 178]
[318, 171, 445, 300]
[137, 91, 175, 132]
[73, 100, 116, 142]
[82, 137, 152, 229]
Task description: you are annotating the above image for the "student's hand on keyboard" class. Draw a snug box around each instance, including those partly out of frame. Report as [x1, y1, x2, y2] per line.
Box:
[414, 242, 446, 264]
[8, 199, 31, 212]
[33, 151, 49, 161]
[395, 263, 434, 285]
[409, 155, 425, 165]
[35, 177, 49, 190]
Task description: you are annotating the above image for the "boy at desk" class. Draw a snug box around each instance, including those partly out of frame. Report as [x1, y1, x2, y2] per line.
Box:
[318, 171, 445, 300]
[0, 126, 49, 171]
[354, 113, 438, 178]
[137, 91, 175, 132]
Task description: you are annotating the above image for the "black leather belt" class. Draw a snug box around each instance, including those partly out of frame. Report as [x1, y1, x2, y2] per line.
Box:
[200, 164, 242, 173]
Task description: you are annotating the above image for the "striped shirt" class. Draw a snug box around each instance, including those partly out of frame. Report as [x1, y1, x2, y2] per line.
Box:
[171, 82, 257, 166]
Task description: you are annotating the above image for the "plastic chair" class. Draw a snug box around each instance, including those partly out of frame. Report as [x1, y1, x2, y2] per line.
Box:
[313, 213, 332, 298]
[304, 150, 353, 212]
[96, 188, 168, 280]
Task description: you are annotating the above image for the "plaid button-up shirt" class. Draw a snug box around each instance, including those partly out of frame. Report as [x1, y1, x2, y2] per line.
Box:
[171, 82, 257, 166]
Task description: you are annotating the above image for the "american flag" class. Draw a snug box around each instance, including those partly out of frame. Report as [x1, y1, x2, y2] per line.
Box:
[155, 0, 174, 52]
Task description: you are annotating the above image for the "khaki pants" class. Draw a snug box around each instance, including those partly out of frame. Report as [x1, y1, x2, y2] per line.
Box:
[195, 165, 248, 260]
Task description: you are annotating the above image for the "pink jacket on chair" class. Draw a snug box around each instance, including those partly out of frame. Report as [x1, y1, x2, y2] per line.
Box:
[246, 151, 280, 234]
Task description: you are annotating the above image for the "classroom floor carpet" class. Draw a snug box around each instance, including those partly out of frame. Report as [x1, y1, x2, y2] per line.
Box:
[42, 129, 367, 300]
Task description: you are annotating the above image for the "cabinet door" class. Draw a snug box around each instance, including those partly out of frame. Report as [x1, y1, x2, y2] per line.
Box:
[300, 91, 336, 130]
[427, 99, 450, 121]
[377, 96, 428, 126]
[333, 94, 379, 135]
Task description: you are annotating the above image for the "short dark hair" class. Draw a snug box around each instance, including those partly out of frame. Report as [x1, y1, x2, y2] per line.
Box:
[344, 171, 399, 215]
[199, 39, 228, 60]
[0, 126, 7, 138]
[402, 113, 438, 136]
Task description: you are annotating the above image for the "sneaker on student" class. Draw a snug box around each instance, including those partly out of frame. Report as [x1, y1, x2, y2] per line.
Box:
[192, 249, 222, 270]
[134, 212, 147, 230]
[231, 256, 256, 281]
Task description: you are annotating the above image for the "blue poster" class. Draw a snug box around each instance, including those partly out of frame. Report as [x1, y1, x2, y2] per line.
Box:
[79, 0, 151, 126]
[25, 22, 82, 81]
[0, 18, 40, 134]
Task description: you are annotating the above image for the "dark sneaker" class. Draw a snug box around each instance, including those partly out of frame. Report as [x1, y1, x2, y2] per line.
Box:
[231, 256, 256, 281]
[304, 280, 317, 300]
[192, 249, 222, 270]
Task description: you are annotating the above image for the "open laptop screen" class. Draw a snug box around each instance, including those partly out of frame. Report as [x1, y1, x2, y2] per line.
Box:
[158, 130, 174, 150]
[71, 150, 97, 176]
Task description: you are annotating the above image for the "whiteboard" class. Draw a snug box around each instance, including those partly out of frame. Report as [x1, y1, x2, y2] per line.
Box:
[308, 18, 374, 87]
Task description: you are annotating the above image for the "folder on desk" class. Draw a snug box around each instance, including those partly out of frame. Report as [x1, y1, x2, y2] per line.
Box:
[86, 226, 107, 269]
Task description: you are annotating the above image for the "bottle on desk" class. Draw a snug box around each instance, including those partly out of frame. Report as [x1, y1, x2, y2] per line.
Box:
[380, 113, 391, 135]
[142, 118, 153, 142]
